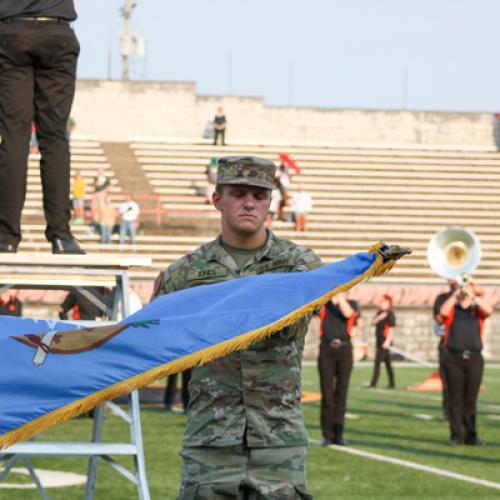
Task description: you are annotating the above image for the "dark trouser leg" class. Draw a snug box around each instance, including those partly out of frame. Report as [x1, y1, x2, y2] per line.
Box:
[370, 346, 382, 386]
[34, 24, 79, 242]
[213, 129, 219, 145]
[463, 354, 484, 443]
[181, 369, 192, 410]
[318, 344, 336, 441]
[384, 350, 395, 387]
[445, 352, 465, 441]
[221, 128, 225, 145]
[164, 373, 177, 406]
[0, 29, 35, 246]
[332, 345, 353, 431]
[439, 339, 450, 418]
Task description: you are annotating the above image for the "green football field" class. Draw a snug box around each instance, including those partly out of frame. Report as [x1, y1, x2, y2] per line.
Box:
[1, 363, 499, 499]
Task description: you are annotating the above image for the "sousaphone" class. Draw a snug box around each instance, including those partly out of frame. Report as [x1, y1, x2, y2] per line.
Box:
[427, 226, 481, 284]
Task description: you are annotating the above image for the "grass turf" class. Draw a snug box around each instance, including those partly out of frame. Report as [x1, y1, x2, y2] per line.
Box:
[1, 364, 499, 499]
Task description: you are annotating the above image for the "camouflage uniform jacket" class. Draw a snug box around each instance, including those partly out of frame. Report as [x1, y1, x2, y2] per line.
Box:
[153, 230, 322, 448]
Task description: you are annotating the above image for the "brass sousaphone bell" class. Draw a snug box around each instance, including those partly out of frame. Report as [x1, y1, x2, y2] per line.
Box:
[427, 226, 481, 284]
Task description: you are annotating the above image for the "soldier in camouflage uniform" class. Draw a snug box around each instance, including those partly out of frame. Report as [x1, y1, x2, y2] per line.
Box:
[152, 156, 322, 499]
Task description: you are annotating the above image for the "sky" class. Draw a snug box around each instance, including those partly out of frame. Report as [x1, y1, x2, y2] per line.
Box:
[74, 0, 500, 113]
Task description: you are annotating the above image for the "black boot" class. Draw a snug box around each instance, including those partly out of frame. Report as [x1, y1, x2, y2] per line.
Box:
[332, 424, 347, 446]
[51, 237, 85, 255]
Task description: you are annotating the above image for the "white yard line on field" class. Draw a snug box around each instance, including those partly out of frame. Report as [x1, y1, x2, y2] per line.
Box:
[309, 439, 500, 491]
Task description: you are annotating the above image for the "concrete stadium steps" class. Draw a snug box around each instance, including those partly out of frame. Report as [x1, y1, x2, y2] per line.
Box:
[17, 224, 500, 285]
[123, 140, 500, 285]
[143, 169, 500, 189]
[131, 145, 500, 166]
[18, 140, 500, 286]
[130, 141, 500, 160]
[138, 158, 500, 175]
[24, 141, 124, 211]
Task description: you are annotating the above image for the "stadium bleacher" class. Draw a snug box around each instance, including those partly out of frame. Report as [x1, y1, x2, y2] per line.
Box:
[17, 140, 500, 301]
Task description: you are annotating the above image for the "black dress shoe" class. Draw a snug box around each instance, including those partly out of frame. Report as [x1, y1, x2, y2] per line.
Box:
[333, 437, 348, 446]
[51, 238, 86, 255]
[465, 437, 483, 446]
[0, 242, 17, 253]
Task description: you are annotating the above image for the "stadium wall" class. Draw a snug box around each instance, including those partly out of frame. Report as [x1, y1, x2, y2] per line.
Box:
[73, 80, 500, 149]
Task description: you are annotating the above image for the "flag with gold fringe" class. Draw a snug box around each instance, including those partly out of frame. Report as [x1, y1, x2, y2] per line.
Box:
[0, 243, 402, 450]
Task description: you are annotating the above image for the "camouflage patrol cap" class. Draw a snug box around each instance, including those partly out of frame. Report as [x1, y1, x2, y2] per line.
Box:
[217, 156, 276, 190]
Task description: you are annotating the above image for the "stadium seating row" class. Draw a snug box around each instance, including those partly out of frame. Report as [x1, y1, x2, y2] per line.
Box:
[18, 139, 500, 288]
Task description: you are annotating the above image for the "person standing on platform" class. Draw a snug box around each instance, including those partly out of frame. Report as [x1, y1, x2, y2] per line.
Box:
[0, 0, 84, 254]
[151, 156, 321, 498]
[317, 293, 360, 446]
[368, 294, 396, 388]
[439, 280, 492, 446]
[212, 107, 227, 146]
[433, 280, 457, 420]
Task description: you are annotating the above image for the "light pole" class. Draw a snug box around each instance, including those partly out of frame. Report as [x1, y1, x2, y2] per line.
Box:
[121, 0, 135, 81]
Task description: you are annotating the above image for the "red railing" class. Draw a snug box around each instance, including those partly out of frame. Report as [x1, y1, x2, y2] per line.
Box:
[128, 194, 215, 227]
[128, 194, 164, 227]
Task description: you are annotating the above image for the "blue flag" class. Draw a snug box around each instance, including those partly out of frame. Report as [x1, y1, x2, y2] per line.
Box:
[0, 244, 396, 450]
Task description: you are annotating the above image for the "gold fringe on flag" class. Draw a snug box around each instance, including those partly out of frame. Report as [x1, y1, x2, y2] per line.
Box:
[0, 242, 394, 450]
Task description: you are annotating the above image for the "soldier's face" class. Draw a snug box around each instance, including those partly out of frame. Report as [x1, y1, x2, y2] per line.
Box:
[213, 185, 271, 236]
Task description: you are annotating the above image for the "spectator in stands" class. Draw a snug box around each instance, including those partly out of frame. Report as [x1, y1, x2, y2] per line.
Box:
[93, 167, 111, 206]
[98, 197, 116, 245]
[119, 195, 140, 246]
[291, 185, 312, 231]
[212, 107, 227, 146]
[164, 370, 192, 414]
[0, 0, 83, 255]
[275, 162, 295, 221]
[266, 182, 282, 228]
[72, 170, 86, 224]
[205, 156, 218, 203]
[368, 294, 396, 389]
[0, 291, 23, 317]
[317, 293, 360, 446]
[277, 162, 293, 193]
[274, 176, 287, 221]
[439, 280, 492, 446]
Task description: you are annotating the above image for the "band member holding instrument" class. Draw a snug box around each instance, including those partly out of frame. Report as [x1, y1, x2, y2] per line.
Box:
[439, 280, 492, 446]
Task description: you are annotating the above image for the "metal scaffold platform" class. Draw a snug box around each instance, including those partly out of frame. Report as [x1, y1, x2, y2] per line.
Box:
[0, 253, 152, 500]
